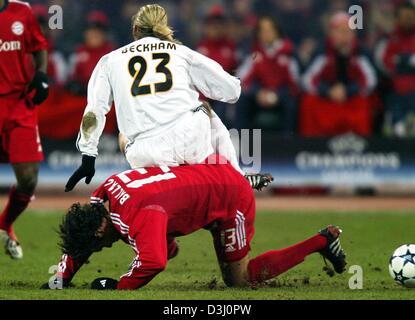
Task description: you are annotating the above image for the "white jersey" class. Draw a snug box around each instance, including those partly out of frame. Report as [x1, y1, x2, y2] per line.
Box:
[77, 36, 241, 157]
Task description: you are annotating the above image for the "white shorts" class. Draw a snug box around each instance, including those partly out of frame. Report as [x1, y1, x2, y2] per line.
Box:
[125, 110, 214, 168]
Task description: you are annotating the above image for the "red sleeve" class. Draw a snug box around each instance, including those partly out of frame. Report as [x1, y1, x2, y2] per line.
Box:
[90, 184, 108, 204]
[117, 208, 168, 290]
[25, 6, 48, 53]
[57, 254, 90, 284]
[302, 54, 327, 94]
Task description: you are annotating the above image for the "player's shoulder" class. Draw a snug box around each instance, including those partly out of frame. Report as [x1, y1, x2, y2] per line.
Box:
[178, 43, 209, 64]
[8, 0, 32, 13]
[94, 52, 111, 70]
[110, 37, 190, 62]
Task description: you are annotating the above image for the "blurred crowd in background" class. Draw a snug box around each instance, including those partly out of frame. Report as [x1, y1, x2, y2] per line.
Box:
[29, 0, 415, 138]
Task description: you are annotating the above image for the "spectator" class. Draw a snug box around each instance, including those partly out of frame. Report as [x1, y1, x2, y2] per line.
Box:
[197, 5, 238, 126]
[300, 12, 377, 137]
[67, 10, 115, 95]
[235, 16, 299, 133]
[377, 1, 415, 137]
[229, 0, 258, 50]
[32, 4, 68, 87]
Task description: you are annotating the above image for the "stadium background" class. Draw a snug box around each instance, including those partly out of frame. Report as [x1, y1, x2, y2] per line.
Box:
[1, 0, 415, 199]
[2, 0, 415, 300]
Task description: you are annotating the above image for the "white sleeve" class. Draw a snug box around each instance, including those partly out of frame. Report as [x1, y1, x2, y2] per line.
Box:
[76, 55, 113, 157]
[188, 49, 241, 103]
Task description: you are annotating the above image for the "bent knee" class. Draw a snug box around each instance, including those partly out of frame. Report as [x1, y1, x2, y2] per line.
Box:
[151, 257, 167, 273]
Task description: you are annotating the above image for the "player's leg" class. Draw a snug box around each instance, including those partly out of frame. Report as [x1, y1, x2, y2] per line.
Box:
[209, 107, 244, 175]
[0, 123, 43, 259]
[0, 162, 38, 259]
[216, 226, 346, 287]
[207, 104, 274, 190]
[210, 186, 256, 287]
[118, 132, 128, 154]
[167, 236, 179, 260]
[211, 183, 346, 287]
[123, 109, 212, 168]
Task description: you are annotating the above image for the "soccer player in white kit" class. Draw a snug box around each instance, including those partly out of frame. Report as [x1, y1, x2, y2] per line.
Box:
[65, 4, 272, 192]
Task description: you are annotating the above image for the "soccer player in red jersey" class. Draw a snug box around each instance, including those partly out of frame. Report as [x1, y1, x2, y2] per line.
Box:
[43, 157, 347, 290]
[0, 0, 49, 259]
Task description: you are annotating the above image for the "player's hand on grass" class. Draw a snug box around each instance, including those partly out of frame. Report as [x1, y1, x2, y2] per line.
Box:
[28, 71, 49, 105]
[91, 277, 118, 290]
[65, 155, 96, 192]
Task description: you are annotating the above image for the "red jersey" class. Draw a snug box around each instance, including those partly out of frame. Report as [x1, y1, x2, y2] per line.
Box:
[0, 0, 48, 95]
[240, 39, 299, 93]
[91, 162, 251, 240]
[58, 160, 255, 289]
[197, 37, 237, 73]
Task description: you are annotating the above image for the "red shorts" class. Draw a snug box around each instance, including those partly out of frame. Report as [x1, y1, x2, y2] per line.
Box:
[0, 93, 43, 164]
[210, 186, 256, 263]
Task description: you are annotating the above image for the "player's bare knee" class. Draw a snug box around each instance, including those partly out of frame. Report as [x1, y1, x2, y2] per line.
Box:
[220, 262, 250, 288]
[13, 163, 39, 194]
[220, 257, 250, 288]
[222, 276, 249, 288]
[18, 174, 38, 194]
[118, 133, 127, 154]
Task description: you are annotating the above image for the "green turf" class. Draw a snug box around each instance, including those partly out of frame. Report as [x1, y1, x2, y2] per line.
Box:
[0, 209, 414, 300]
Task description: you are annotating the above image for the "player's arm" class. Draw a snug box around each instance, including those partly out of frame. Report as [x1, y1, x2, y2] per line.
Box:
[28, 50, 49, 105]
[41, 253, 90, 289]
[33, 50, 48, 73]
[91, 208, 168, 290]
[188, 48, 241, 103]
[26, 5, 49, 105]
[65, 56, 114, 192]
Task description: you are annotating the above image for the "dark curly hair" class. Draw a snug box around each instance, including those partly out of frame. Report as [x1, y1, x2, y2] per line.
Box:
[59, 203, 108, 259]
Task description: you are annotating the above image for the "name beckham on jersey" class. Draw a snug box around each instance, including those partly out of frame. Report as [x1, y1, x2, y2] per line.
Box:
[0, 40, 21, 52]
[121, 41, 177, 54]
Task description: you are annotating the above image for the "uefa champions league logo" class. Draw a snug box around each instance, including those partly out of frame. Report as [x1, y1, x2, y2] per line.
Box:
[328, 133, 367, 154]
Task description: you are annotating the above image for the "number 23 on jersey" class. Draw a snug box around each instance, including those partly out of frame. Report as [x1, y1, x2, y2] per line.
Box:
[128, 53, 173, 97]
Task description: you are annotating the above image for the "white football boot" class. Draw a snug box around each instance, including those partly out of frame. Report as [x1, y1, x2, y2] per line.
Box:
[0, 229, 23, 259]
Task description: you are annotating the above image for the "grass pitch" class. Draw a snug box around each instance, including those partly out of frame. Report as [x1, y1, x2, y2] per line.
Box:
[0, 209, 414, 300]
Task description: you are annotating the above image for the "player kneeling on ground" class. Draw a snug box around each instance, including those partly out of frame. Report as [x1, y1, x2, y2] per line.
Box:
[43, 157, 346, 290]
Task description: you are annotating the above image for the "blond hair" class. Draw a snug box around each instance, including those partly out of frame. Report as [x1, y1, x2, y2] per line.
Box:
[132, 4, 177, 42]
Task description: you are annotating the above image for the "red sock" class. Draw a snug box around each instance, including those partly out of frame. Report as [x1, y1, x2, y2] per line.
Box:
[248, 234, 327, 284]
[0, 186, 33, 241]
